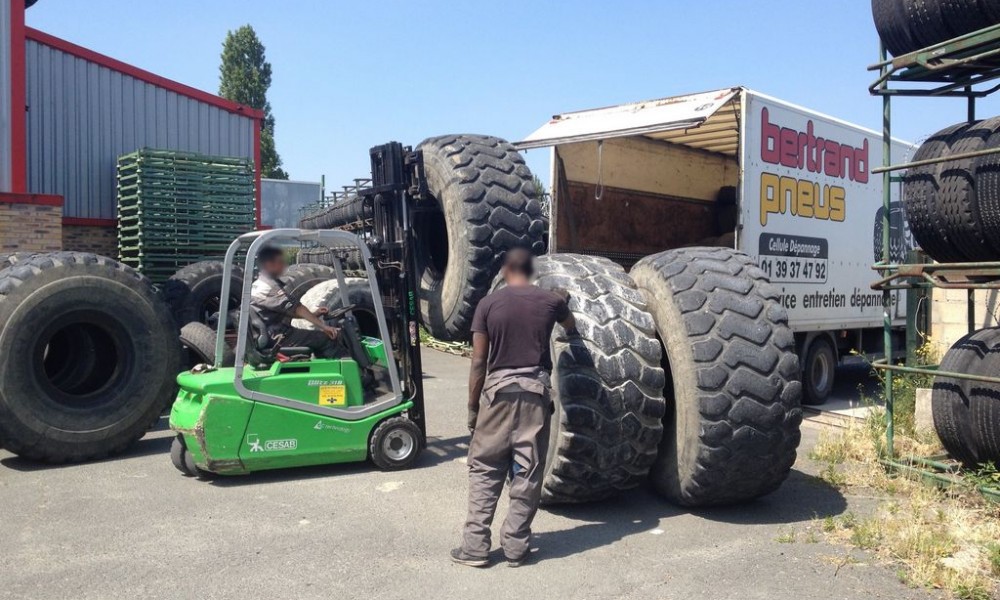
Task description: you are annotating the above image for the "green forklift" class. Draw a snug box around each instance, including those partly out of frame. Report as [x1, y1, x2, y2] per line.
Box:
[169, 142, 428, 476]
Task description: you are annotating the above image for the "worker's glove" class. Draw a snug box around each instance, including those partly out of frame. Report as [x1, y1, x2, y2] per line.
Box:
[467, 405, 479, 433]
[555, 327, 583, 345]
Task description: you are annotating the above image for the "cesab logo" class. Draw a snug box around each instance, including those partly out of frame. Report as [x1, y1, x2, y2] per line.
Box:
[758, 108, 869, 226]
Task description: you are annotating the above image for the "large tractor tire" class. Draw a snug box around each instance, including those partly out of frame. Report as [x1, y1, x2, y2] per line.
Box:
[903, 122, 972, 263]
[163, 260, 244, 327]
[415, 134, 546, 341]
[0, 252, 181, 462]
[630, 247, 802, 507]
[297, 246, 364, 272]
[936, 117, 1000, 261]
[282, 263, 335, 302]
[0, 252, 37, 272]
[520, 254, 665, 504]
[294, 277, 381, 337]
[179, 322, 235, 369]
[932, 327, 1000, 468]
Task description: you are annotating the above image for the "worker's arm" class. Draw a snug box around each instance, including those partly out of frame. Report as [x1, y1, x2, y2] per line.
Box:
[559, 313, 579, 337]
[467, 332, 489, 432]
[293, 304, 340, 341]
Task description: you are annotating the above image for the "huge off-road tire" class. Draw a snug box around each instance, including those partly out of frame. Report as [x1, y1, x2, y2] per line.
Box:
[415, 134, 546, 341]
[163, 260, 244, 327]
[932, 327, 1000, 468]
[282, 263, 335, 302]
[630, 247, 802, 507]
[294, 277, 381, 337]
[0, 252, 181, 462]
[903, 122, 972, 263]
[527, 254, 666, 504]
[0, 252, 37, 272]
[179, 322, 235, 369]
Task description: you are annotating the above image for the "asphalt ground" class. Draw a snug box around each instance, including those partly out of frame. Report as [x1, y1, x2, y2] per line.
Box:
[0, 350, 932, 600]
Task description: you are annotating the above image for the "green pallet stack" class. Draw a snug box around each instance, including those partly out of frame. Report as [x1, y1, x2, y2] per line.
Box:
[117, 149, 256, 281]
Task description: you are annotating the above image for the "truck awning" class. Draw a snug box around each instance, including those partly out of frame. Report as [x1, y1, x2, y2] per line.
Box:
[515, 87, 742, 154]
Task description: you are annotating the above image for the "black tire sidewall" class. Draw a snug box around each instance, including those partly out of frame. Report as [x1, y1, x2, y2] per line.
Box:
[802, 336, 836, 406]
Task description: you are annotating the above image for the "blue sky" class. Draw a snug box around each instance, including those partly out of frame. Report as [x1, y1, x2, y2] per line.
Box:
[26, 0, 1000, 188]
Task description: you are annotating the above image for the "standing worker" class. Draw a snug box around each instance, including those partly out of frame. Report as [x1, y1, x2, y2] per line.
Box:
[250, 246, 345, 358]
[451, 247, 577, 568]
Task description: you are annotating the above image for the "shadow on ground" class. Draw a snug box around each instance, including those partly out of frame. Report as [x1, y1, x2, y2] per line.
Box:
[530, 469, 847, 562]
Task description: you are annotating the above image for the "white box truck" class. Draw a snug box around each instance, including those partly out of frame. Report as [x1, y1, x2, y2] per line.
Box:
[516, 87, 917, 405]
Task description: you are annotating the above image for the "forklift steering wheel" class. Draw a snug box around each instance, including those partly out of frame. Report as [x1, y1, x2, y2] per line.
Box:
[322, 304, 358, 322]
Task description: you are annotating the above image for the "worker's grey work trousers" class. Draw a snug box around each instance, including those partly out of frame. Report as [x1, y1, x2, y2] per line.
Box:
[461, 390, 551, 559]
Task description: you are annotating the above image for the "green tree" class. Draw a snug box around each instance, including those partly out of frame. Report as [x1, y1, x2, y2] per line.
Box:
[219, 25, 288, 179]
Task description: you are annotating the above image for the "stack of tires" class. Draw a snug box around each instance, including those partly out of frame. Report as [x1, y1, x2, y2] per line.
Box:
[872, 0, 1000, 57]
[903, 118, 1000, 262]
[0, 252, 180, 462]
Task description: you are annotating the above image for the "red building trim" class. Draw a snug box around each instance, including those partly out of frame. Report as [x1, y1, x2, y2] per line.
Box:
[63, 217, 116, 227]
[9, 0, 27, 192]
[0, 192, 61, 206]
[24, 27, 265, 120]
[254, 118, 262, 228]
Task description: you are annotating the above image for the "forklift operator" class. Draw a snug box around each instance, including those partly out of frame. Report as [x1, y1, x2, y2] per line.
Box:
[251, 246, 345, 358]
[452, 247, 577, 568]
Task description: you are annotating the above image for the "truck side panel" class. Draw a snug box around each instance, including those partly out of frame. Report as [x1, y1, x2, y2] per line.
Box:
[739, 92, 916, 332]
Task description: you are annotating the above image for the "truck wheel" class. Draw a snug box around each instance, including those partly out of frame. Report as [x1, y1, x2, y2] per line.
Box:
[179, 322, 235, 369]
[416, 134, 546, 341]
[0, 252, 181, 462]
[369, 417, 423, 470]
[932, 327, 1000, 468]
[903, 122, 971, 263]
[936, 117, 1000, 261]
[282, 263, 335, 301]
[295, 278, 381, 337]
[630, 247, 802, 507]
[163, 260, 244, 327]
[801, 336, 836, 406]
[529, 254, 666, 504]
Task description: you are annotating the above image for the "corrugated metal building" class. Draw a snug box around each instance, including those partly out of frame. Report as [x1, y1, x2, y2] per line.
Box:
[1, 0, 17, 192]
[1, 0, 262, 256]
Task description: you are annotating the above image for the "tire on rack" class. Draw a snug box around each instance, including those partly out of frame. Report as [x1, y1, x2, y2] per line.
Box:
[294, 277, 381, 337]
[931, 327, 1000, 468]
[524, 254, 666, 504]
[872, 0, 917, 56]
[630, 247, 802, 507]
[972, 128, 1000, 251]
[801, 335, 837, 406]
[415, 134, 546, 341]
[903, 0, 953, 51]
[297, 246, 364, 271]
[0, 252, 181, 462]
[903, 122, 971, 263]
[179, 322, 236, 369]
[935, 117, 1000, 261]
[163, 260, 244, 327]
[282, 263, 336, 302]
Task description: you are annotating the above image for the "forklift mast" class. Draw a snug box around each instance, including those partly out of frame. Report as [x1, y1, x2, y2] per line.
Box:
[356, 143, 428, 437]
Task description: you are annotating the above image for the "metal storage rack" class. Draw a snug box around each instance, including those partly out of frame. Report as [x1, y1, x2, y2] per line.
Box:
[868, 24, 1000, 501]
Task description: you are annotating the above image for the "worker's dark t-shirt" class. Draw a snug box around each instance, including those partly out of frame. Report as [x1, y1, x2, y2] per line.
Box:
[471, 285, 571, 372]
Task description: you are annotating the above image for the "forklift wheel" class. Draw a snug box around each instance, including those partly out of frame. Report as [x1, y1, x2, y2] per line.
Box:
[369, 417, 422, 471]
[170, 436, 193, 476]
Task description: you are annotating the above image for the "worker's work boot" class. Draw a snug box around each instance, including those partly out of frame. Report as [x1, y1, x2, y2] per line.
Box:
[450, 548, 488, 568]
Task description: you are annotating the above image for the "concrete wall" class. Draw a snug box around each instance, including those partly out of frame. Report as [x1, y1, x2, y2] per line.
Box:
[62, 224, 117, 257]
[929, 289, 1000, 356]
[0, 193, 62, 252]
